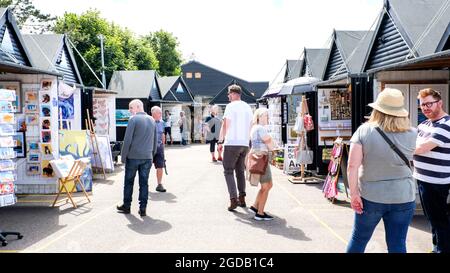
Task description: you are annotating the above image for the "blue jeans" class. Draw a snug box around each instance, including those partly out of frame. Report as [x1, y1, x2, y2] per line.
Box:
[417, 180, 450, 253]
[123, 159, 152, 210]
[347, 198, 415, 253]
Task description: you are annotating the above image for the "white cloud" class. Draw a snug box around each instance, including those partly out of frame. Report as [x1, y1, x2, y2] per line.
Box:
[31, 0, 383, 83]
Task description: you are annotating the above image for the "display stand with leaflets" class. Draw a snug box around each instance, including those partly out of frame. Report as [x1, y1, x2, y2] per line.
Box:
[0, 89, 23, 247]
[322, 137, 350, 203]
[289, 95, 321, 184]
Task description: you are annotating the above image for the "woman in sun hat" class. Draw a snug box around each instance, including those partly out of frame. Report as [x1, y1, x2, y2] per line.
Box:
[346, 88, 417, 253]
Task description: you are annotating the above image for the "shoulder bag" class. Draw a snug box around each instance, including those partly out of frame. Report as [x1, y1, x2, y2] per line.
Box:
[374, 127, 412, 169]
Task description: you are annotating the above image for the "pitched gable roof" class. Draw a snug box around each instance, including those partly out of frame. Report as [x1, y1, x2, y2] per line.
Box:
[108, 70, 161, 100]
[388, 0, 450, 56]
[284, 59, 303, 82]
[0, 8, 32, 67]
[302, 48, 330, 80]
[157, 76, 194, 103]
[181, 60, 268, 99]
[324, 30, 373, 80]
[209, 80, 257, 105]
[364, 0, 450, 71]
[22, 34, 83, 85]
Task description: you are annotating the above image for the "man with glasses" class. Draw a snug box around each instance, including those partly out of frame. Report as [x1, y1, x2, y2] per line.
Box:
[218, 84, 253, 211]
[414, 88, 450, 253]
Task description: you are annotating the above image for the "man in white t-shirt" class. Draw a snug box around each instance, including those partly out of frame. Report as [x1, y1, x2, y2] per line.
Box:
[218, 84, 253, 211]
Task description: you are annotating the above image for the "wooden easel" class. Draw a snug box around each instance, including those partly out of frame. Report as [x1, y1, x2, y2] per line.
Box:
[86, 109, 106, 180]
[52, 159, 91, 208]
[289, 95, 321, 184]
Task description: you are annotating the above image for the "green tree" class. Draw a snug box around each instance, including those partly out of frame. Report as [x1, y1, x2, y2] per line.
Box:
[53, 9, 159, 87]
[143, 30, 183, 76]
[0, 0, 55, 33]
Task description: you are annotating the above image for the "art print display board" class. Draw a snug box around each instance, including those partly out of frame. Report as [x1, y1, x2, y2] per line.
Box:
[0, 88, 17, 207]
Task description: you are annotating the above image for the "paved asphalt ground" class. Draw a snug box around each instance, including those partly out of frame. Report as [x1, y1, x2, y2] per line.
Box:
[0, 144, 432, 253]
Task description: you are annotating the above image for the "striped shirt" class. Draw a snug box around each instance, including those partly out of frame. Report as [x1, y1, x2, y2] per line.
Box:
[413, 115, 450, 185]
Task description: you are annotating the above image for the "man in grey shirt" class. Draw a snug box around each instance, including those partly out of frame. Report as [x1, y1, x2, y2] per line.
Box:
[117, 99, 157, 217]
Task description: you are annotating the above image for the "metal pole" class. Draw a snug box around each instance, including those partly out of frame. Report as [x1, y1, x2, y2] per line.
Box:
[98, 34, 106, 88]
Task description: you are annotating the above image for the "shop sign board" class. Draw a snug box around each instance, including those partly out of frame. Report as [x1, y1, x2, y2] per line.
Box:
[284, 144, 300, 174]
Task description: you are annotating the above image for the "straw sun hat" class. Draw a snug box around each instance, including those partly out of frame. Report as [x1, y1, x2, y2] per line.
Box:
[368, 88, 409, 117]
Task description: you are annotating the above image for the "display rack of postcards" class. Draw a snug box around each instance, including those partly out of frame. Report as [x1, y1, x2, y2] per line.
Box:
[267, 97, 282, 148]
[0, 89, 17, 207]
[322, 137, 349, 203]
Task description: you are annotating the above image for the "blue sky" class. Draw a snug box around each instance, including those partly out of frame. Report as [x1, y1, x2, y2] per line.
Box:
[31, 0, 384, 83]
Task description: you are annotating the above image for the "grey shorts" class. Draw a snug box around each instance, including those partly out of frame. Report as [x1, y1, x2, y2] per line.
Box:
[260, 161, 272, 183]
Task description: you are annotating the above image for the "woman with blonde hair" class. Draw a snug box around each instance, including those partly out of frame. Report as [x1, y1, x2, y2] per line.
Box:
[346, 88, 417, 253]
[247, 108, 274, 221]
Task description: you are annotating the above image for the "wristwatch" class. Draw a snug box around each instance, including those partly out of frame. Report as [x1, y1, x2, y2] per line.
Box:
[217, 140, 224, 144]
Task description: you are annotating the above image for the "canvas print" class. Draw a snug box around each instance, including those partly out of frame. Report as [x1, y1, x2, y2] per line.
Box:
[42, 131, 51, 143]
[16, 115, 26, 132]
[25, 103, 38, 114]
[26, 125, 39, 137]
[40, 92, 51, 104]
[116, 109, 131, 127]
[59, 94, 75, 120]
[41, 143, 52, 155]
[41, 160, 54, 178]
[27, 140, 39, 152]
[41, 79, 53, 91]
[26, 163, 40, 176]
[28, 153, 40, 163]
[40, 104, 51, 117]
[93, 98, 109, 135]
[41, 118, 51, 130]
[0, 82, 21, 113]
[12, 132, 25, 158]
[26, 114, 39, 125]
[91, 134, 114, 172]
[24, 90, 38, 103]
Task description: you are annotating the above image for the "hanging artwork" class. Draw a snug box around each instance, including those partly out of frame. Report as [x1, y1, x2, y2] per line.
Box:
[24, 90, 38, 103]
[26, 114, 39, 125]
[0, 101, 13, 112]
[40, 92, 51, 104]
[41, 118, 51, 130]
[0, 82, 21, 113]
[40, 104, 51, 117]
[116, 109, 131, 127]
[58, 82, 76, 120]
[93, 98, 109, 135]
[16, 115, 26, 131]
[12, 132, 25, 158]
[26, 163, 40, 176]
[41, 131, 51, 143]
[41, 143, 52, 156]
[25, 103, 38, 113]
[27, 152, 40, 163]
[27, 140, 39, 152]
[41, 79, 53, 91]
[41, 159, 54, 178]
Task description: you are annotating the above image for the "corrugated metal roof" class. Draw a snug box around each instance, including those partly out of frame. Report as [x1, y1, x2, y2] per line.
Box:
[108, 70, 159, 99]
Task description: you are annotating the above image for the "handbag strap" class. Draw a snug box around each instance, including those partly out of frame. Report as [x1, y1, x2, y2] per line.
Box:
[374, 127, 411, 169]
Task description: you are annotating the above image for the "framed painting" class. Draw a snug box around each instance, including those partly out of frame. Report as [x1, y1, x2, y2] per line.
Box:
[13, 132, 25, 158]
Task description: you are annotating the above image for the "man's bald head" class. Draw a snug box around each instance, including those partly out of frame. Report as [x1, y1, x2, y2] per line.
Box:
[129, 99, 144, 115]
